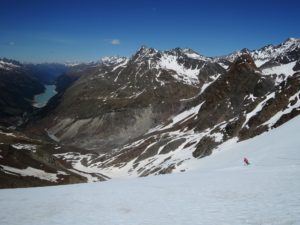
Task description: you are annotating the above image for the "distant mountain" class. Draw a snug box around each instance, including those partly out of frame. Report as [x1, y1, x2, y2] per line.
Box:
[215, 38, 300, 77]
[25, 63, 70, 85]
[1, 38, 300, 188]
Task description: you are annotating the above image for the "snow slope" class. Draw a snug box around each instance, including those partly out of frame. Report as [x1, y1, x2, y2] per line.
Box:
[262, 61, 298, 84]
[1, 115, 300, 224]
[0, 60, 20, 70]
[1, 165, 65, 182]
[158, 54, 200, 85]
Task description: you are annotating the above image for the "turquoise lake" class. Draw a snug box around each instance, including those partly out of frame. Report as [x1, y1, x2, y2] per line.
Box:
[33, 85, 57, 108]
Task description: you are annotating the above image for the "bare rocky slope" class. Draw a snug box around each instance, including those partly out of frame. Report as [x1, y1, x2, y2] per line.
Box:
[0, 58, 45, 124]
[1, 38, 300, 187]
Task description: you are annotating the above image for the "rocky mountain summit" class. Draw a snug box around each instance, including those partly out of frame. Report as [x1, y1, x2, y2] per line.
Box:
[1, 38, 300, 187]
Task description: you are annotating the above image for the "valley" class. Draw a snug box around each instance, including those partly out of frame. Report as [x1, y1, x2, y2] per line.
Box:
[0, 38, 300, 188]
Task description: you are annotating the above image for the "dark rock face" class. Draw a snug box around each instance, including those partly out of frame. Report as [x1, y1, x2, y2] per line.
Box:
[294, 60, 300, 71]
[228, 53, 258, 73]
[196, 54, 274, 131]
[192, 51, 298, 157]
[192, 54, 274, 157]
[159, 138, 186, 155]
[239, 72, 300, 140]
[193, 136, 217, 158]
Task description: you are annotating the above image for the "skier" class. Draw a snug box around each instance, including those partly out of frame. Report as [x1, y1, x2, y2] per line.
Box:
[244, 157, 250, 166]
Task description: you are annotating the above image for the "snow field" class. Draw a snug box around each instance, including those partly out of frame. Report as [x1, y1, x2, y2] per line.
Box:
[1, 116, 300, 225]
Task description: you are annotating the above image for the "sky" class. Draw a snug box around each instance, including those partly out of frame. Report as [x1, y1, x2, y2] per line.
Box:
[0, 0, 300, 63]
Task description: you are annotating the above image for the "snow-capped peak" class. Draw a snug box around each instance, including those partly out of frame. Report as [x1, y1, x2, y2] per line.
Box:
[132, 46, 159, 62]
[165, 48, 212, 62]
[284, 37, 299, 44]
[215, 38, 300, 68]
[0, 58, 21, 70]
[281, 37, 300, 50]
[255, 38, 299, 57]
[182, 48, 212, 62]
[138, 45, 159, 53]
[63, 61, 82, 67]
[100, 56, 128, 66]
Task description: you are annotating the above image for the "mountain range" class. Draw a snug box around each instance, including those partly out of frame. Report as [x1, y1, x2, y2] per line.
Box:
[0, 37, 299, 188]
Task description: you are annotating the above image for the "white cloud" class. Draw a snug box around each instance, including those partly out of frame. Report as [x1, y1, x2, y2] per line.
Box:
[111, 39, 120, 45]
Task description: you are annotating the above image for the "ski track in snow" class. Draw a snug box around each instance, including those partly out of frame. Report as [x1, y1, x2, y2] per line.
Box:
[1, 116, 300, 225]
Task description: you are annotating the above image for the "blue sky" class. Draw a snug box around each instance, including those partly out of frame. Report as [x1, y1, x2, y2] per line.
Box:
[0, 0, 300, 63]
